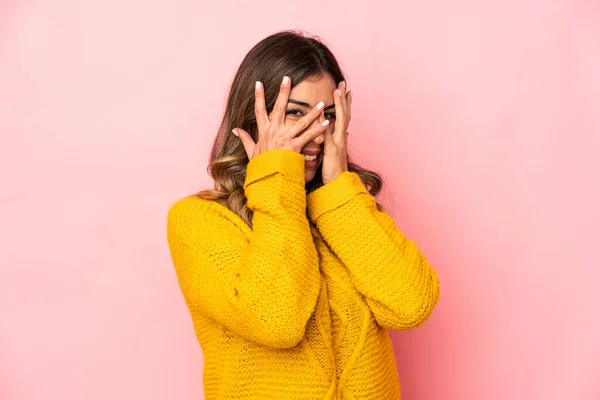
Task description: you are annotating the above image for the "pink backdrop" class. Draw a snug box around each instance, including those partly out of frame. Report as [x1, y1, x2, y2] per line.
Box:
[1, 1, 599, 399]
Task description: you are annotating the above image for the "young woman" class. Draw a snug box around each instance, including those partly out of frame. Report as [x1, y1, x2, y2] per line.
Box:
[167, 30, 440, 400]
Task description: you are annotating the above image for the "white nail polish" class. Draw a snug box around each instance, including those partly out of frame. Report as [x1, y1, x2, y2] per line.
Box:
[317, 101, 325, 110]
[232, 129, 239, 137]
[255, 81, 261, 90]
[322, 120, 329, 127]
[282, 76, 290, 85]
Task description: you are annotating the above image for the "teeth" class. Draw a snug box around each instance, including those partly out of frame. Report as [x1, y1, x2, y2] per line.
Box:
[303, 154, 318, 161]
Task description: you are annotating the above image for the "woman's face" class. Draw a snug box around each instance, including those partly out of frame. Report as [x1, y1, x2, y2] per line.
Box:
[284, 73, 337, 183]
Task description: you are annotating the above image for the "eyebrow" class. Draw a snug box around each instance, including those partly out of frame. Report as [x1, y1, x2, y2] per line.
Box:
[288, 99, 335, 111]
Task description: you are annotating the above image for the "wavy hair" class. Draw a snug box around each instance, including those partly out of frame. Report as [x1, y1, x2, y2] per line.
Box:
[196, 30, 384, 226]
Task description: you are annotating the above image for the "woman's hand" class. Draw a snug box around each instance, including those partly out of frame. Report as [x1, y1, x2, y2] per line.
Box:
[321, 81, 352, 185]
[233, 76, 330, 160]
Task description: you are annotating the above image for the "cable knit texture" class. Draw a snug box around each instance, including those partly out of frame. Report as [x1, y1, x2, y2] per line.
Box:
[167, 149, 440, 400]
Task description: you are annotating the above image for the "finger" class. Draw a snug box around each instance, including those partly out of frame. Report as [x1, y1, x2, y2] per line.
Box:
[294, 118, 330, 147]
[232, 128, 256, 159]
[346, 89, 352, 120]
[285, 100, 326, 138]
[254, 81, 269, 136]
[339, 81, 348, 111]
[332, 86, 345, 142]
[270, 76, 291, 125]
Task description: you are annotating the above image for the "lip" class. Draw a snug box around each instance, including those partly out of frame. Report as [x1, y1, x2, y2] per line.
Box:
[301, 150, 321, 156]
[302, 150, 322, 169]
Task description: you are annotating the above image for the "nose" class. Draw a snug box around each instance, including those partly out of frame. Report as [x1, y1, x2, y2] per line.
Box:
[308, 111, 326, 145]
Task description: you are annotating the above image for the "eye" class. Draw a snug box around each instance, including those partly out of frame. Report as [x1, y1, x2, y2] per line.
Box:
[325, 112, 336, 121]
[286, 109, 304, 117]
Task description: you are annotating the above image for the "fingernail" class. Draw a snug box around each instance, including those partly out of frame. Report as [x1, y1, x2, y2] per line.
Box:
[316, 101, 325, 110]
[282, 76, 290, 85]
[232, 129, 239, 137]
[255, 81, 261, 90]
[322, 120, 329, 127]
[336, 89, 342, 97]
[342, 81, 346, 89]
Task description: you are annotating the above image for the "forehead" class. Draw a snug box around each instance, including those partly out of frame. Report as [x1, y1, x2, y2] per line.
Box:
[290, 74, 336, 102]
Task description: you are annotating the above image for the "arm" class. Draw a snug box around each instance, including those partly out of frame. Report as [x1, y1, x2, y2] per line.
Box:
[307, 171, 440, 331]
[167, 150, 320, 348]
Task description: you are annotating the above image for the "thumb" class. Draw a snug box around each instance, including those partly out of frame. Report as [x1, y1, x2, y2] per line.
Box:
[232, 128, 255, 159]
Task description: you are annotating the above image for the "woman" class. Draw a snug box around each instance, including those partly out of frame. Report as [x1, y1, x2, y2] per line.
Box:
[167, 30, 440, 400]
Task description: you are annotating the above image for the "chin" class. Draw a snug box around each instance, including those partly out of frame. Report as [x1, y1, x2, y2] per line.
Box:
[304, 172, 316, 183]
[304, 164, 323, 184]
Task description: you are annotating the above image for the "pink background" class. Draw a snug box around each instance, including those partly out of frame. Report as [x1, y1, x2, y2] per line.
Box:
[1, 0, 599, 399]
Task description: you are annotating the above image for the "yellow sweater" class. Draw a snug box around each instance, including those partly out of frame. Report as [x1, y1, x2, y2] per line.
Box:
[167, 150, 439, 400]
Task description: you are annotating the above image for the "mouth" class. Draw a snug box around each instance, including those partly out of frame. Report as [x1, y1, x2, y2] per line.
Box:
[301, 150, 321, 166]
[302, 153, 319, 162]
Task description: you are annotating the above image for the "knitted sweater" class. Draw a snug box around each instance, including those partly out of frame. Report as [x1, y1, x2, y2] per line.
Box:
[166, 149, 440, 400]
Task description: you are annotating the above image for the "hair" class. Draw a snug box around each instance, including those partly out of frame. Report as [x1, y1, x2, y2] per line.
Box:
[196, 30, 384, 226]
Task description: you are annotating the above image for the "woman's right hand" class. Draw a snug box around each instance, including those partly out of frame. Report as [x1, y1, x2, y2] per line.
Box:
[232, 76, 330, 160]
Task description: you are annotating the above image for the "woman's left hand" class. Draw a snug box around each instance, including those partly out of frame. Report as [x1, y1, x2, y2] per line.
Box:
[321, 81, 353, 185]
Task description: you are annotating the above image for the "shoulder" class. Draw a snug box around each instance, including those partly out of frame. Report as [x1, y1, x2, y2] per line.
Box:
[167, 196, 221, 224]
[167, 196, 250, 243]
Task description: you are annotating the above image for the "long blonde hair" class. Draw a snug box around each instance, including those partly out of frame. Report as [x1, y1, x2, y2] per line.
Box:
[196, 31, 384, 226]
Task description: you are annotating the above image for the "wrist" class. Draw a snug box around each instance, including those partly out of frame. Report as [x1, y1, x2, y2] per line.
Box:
[323, 173, 340, 185]
[322, 166, 347, 185]
[308, 171, 368, 221]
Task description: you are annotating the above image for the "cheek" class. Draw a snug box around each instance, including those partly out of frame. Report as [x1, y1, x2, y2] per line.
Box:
[327, 121, 337, 133]
[321, 120, 335, 136]
[284, 117, 294, 127]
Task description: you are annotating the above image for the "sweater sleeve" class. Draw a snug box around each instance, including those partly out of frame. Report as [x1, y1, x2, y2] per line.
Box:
[167, 150, 320, 348]
[307, 171, 440, 331]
